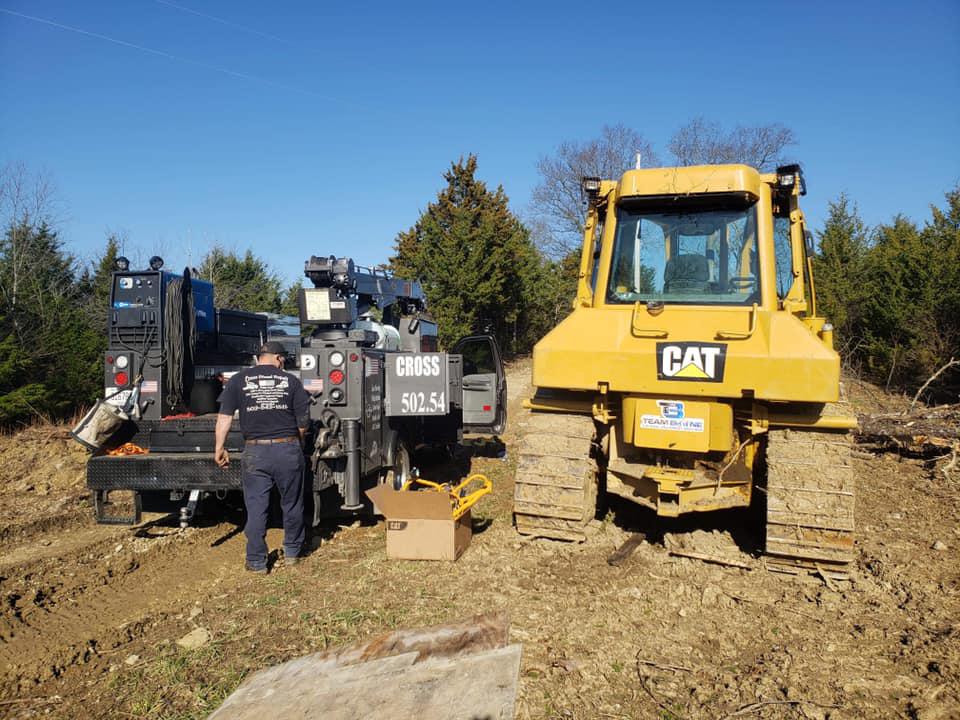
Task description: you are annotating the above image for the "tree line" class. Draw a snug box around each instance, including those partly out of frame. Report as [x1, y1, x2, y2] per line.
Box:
[0, 163, 302, 427]
[1, 119, 956, 426]
[814, 190, 960, 400]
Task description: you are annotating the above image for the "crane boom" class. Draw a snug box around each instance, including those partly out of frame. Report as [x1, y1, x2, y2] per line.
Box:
[304, 256, 425, 318]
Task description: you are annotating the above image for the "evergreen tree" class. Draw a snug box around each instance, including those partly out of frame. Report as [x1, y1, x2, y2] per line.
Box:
[198, 247, 282, 313]
[0, 222, 101, 425]
[392, 155, 550, 353]
[91, 234, 120, 311]
[813, 195, 870, 342]
[918, 186, 960, 397]
[859, 215, 931, 387]
[539, 249, 580, 328]
[280, 280, 303, 318]
[810, 187, 959, 398]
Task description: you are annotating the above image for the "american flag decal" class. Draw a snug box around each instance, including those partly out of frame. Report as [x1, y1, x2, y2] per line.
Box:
[365, 356, 381, 377]
[304, 378, 323, 392]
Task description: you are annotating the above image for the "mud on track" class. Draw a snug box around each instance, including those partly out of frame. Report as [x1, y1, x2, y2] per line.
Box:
[1, 366, 959, 719]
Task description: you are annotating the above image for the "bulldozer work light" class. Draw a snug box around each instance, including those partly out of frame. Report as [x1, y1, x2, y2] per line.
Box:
[581, 176, 601, 196]
[116, 256, 130, 271]
[776, 164, 807, 196]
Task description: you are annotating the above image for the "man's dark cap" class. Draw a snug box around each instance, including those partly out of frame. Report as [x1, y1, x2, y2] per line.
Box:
[258, 341, 288, 357]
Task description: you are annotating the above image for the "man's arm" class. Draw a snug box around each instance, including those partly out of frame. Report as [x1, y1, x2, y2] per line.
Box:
[215, 413, 233, 467]
[215, 377, 239, 468]
[292, 377, 312, 443]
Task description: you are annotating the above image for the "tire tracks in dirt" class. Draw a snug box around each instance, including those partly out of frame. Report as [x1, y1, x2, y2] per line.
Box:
[1, 517, 245, 696]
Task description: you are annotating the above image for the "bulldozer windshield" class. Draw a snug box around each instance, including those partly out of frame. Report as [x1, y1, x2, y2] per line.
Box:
[605, 198, 760, 306]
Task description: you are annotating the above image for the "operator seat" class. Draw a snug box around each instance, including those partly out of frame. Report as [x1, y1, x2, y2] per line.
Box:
[663, 254, 710, 294]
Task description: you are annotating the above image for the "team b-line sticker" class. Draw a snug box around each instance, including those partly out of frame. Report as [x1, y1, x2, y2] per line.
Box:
[640, 400, 705, 433]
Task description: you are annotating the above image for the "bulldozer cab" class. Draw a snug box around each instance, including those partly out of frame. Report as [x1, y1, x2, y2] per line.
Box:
[607, 195, 761, 306]
[579, 164, 818, 322]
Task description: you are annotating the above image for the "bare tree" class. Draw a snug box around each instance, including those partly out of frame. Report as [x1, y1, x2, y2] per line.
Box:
[669, 117, 796, 170]
[531, 124, 660, 257]
[0, 161, 59, 229]
[0, 163, 66, 341]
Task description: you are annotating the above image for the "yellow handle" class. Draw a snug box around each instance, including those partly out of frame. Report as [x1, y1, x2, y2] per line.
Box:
[401, 474, 492, 519]
[716, 303, 759, 340]
[449, 474, 493, 519]
[630, 302, 669, 338]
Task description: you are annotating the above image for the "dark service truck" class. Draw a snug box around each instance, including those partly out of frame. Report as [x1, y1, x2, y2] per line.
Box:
[75, 254, 505, 526]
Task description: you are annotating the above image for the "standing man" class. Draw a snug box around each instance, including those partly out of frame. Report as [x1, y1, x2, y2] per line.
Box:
[215, 341, 311, 574]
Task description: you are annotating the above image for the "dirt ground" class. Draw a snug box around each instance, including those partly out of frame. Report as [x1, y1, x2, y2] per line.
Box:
[1, 361, 958, 719]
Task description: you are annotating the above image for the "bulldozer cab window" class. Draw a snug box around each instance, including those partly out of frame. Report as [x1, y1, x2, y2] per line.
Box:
[773, 217, 793, 300]
[606, 200, 760, 306]
[590, 209, 606, 292]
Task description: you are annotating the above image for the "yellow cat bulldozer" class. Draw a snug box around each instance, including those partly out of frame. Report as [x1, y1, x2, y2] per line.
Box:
[516, 163, 857, 578]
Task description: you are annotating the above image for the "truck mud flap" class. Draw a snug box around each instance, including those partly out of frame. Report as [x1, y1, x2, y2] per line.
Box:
[93, 489, 143, 525]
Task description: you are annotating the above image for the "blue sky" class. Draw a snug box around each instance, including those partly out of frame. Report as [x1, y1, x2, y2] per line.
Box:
[2, 0, 958, 285]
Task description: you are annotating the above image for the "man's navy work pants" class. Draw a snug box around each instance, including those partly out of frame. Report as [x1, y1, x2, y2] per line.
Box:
[241, 442, 305, 570]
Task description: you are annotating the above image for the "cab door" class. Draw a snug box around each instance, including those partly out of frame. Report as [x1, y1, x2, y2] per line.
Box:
[451, 335, 506, 434]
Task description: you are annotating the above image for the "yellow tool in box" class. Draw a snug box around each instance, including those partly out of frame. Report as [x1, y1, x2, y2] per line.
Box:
[401, 474, 492, 520]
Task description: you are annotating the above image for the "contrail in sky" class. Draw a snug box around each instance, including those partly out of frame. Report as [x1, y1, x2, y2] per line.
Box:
[152, 0, 287, 44]
[0, 7, 348, 105]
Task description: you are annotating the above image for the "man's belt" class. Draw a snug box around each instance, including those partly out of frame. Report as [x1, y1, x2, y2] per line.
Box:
[245, 436, 300, 445]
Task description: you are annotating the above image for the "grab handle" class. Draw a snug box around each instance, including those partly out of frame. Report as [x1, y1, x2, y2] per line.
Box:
[630, 302, 668, 338]
[716, 303, 759, 340]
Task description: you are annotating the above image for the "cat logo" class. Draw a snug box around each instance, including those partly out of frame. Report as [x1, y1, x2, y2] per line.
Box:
[656, 342, 727, 383]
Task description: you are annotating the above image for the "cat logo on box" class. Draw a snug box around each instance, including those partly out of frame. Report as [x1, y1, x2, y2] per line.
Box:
[656, 342, 727, 383]
[640, 400, 705, 433]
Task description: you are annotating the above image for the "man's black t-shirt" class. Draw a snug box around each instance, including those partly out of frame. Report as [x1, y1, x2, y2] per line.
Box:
[218, 365, 311, 440]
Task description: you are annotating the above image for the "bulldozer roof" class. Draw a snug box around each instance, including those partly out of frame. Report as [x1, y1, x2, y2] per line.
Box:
[611, 163, 769, 201]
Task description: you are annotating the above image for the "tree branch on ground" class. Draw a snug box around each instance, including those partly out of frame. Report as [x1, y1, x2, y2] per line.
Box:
[910, 357, 959, 411]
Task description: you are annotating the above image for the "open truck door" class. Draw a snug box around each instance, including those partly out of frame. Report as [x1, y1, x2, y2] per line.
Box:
[452, 335, 506, 435]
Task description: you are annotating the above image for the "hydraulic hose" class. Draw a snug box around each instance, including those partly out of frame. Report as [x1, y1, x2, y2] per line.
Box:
[163, 271, 197, 411]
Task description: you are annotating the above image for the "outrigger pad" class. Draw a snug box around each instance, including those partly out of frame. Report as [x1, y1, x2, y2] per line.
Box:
[210, 613, 522, 720]
[93, 489, 142, 525]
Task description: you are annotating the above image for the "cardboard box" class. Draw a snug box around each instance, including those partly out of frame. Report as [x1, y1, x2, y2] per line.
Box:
[366, 485, 472, 561]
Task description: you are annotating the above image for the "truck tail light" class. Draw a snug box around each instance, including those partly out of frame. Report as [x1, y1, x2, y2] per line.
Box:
[114, 371, 129, 386]
[329, 369, 345, 385]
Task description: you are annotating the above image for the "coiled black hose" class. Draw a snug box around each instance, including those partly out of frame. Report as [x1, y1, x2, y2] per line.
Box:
[163, 271, 196, 411]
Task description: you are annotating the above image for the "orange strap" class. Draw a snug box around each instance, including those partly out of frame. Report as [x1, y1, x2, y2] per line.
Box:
[107, 442, 149, 456]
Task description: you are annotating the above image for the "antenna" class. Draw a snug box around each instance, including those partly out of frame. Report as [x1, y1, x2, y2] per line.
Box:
[635, 152, 642, 170]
